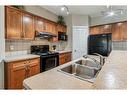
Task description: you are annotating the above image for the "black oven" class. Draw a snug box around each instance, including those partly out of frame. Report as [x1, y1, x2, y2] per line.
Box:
[31, 45, 59, 72]
[40, 54, 59, 72]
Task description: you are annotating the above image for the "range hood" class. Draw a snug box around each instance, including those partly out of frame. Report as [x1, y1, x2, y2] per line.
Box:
[35, 31, 57, 39]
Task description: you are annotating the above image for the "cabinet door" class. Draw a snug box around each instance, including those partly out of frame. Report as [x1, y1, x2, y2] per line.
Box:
[45, 22, 52, 33]
[28, 58, 40, 77]
[90, 26, 101, 35]
[65, 53, 72, 63]
[112, 23, 121, 41]
[120, 22, 127, 41]
[10, 61, 26, 89]
[22, 12, 35, 40]
[6, 7, 22, 39]
[59, 54, 66, 65]
[100, 25, 111, 34]
[62, 26, 67, 32]
[35, 17, 45, 32]
[57, 25, 63, 32]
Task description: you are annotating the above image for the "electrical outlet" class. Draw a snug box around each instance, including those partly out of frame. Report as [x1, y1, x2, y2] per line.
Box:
[10, 45, 14, 50]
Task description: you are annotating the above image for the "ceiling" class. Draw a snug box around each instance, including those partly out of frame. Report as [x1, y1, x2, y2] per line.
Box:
[41, 6, 127, 18]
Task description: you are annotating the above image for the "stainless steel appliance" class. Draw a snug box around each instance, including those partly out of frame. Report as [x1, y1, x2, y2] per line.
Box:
[31, 45, 59, 72]
[88, 33, 112, 56]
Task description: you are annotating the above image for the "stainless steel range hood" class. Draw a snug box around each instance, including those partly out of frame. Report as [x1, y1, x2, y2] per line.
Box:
[35, 31, 57, 39]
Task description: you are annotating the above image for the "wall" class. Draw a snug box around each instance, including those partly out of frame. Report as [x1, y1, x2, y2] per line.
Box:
[72, 14, 89, 26]
[90, 14, 127, 26]
[0, 6, 5, 89]
[64, 14, 89, 55]
[24, 6, 57, 22]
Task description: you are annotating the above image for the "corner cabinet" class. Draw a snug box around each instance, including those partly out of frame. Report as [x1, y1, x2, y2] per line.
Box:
[4, 58, 40, 89]
[5, 6, 35, 40]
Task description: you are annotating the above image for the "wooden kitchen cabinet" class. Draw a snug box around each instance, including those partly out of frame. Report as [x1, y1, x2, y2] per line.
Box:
[35, 17, 45, 32]
[59, 52, 72, 65]
[4, 58, 40, 89]
[112, 22, 127, 41]
[22, 12, 35, 40]
[90, 26, 101, 35]
[5, 6, 35, 40]
[57, 24, 67, 33]
[99, 24, 112, 34]
[90, 24, 111, 35]
[5, 6, 22, 39]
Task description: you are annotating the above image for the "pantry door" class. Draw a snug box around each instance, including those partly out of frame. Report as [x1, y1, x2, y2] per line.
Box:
[72, 26, 88, 60]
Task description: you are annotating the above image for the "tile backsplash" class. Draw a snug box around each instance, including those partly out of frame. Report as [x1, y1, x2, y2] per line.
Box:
[112, 41, 127, 50]
[5, 38, 67, 57]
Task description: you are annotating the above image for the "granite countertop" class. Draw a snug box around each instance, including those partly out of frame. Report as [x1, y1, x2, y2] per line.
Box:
[4, 54, 40, 63]
[23, 50, 127, 89]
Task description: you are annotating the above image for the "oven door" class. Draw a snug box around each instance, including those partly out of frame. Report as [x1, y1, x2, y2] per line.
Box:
[40, 54, 59, 72]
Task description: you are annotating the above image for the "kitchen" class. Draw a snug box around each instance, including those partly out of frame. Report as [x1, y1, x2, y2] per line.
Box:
[1, 5, 127, 90]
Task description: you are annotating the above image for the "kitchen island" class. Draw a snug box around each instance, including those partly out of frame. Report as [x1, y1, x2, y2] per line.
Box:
[23, 50, 127, 89]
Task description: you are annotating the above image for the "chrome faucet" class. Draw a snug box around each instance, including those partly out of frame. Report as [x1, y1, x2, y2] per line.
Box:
[92, 53, 105, 66]
[83, 55, 98, 64]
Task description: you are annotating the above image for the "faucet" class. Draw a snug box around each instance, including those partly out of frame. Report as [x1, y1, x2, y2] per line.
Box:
[92, 53, 105, 66]
[83, 55, 98, 64]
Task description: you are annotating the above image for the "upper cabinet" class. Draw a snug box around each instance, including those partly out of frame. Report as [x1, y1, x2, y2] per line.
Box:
[5, 6, 35, 40]
[90, 24, 111, 35]
[99, 24, 112, 34]
[5, 6, 22, 39]
[90, 22, 127, 41]
[112, 22, 127, 41]
[35, 17, 45, 32]
[5, 6, 67, 41]
[22, 12, 35, 40]
[90, 26, 101, 35]
[57, 24, 67, 33]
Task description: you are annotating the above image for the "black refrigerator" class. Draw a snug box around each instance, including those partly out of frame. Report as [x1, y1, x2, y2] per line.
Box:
[88, 33, 112, 56]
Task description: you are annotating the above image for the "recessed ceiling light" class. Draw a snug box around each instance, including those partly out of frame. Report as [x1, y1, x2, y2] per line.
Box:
[61, 7, 65, 11]
[67, 11, 69, 15]
[108, 11, 114, 16]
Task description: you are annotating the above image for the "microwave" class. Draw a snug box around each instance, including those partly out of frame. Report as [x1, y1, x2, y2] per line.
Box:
[58, 32, 68, 41]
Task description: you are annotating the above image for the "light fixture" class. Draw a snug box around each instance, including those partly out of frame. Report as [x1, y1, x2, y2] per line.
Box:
[101, 6, 125, 17]
[61, 7, 65, 11]
[60, 5, 69, 15]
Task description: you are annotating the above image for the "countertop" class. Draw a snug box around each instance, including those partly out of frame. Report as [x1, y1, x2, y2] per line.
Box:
[56, 50, 72, 54]
[93, 50, 127, 89]
[23, 50, 127, 89]
[23, 57, 93, 89]
[4, 54, 40, 63]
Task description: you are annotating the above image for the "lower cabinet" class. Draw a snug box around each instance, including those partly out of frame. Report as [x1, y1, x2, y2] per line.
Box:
[59, 52, 72, 65]
[4, 58, 40, 89]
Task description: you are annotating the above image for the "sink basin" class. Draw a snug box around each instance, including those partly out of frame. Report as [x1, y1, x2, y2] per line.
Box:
[58, 64, 99, 83]
[75, 59, 101, 70]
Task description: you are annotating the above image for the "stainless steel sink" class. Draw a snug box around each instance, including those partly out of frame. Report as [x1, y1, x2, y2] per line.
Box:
[58, 63, 100, 83]
[75, 59, 101, 70]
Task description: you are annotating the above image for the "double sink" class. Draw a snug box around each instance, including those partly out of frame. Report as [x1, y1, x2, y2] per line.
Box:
[58, 57, 102, 83]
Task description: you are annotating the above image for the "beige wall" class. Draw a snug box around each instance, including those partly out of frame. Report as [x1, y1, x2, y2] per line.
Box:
[24, 6, 57, 22]
[64, 14, 89, 51]
[0, 6, 5, 89]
